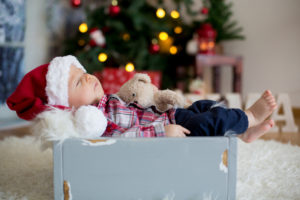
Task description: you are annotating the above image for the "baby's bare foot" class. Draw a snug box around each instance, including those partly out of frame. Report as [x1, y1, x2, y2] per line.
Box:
[239, 119, 274, 143]
[245, 90, 277, 127]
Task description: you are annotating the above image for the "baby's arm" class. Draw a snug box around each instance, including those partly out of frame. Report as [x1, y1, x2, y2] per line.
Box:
[103, 120, 190, 138]
[103, 120, 164, 137]
[164, 124, 190, 137]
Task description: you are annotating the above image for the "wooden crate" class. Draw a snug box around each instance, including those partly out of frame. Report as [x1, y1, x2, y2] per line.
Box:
[53, 137, 237, 200]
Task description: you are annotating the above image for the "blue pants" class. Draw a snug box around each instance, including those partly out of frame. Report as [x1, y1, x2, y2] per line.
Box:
[175, 100, 248, 136]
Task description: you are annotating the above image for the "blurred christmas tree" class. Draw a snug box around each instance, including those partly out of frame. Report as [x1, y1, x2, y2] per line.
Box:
[63, 0, 244, 89]
[202, 0, 245, 43]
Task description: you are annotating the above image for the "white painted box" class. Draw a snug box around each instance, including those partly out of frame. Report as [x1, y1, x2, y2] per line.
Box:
[53, 137, 237, 200]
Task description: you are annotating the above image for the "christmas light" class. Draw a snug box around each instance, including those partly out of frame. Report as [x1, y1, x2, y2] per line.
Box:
[78, 39, 85, 46]
[79, 23, 88, 33]
[199, 42, 208, 51]
[125, 62, 135, 72]
[174, 26, 182, 34]
[169, 46, 178, 54]
[98, 53, 108, 62]
[208, 41, 215, 49]
[159, 32, 168, 41]
[156, 8, 165, 18]
[170, 10, 180, 19]
[112, 0, 118, 6]
[123, 33, 130, 41]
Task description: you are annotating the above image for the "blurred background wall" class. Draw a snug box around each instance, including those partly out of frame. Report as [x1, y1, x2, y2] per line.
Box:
[223, 0, 300, 107]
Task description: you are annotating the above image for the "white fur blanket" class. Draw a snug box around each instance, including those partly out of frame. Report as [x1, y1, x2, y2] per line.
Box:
[0, 136, 299, 200]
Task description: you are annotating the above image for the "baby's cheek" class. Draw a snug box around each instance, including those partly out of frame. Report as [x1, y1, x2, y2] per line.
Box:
[79, 93, 91, 105]
[81, 89, 97, 105]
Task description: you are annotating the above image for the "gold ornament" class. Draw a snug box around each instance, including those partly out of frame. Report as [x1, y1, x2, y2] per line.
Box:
[122, 33, 130, 41]
[158, 37, 173, 53]
[152, 38, 158, 44]
[112, 0, 118, 6]
[78, 39, 85, 46]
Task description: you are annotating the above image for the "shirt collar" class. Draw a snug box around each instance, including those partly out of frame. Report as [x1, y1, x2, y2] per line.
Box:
[97, 94, 108, 109]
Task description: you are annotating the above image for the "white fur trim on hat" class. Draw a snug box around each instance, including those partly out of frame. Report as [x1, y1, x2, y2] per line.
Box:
[32, 107, 79, 150]
[45, 55, 86, 106]
[32, 106, 107, 150]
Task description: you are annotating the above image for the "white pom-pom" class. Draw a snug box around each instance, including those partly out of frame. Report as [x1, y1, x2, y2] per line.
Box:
[74, 105, 107, 138]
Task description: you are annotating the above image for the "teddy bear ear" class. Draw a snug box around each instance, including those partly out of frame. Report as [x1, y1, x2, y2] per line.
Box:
[133, 73, 151, 83]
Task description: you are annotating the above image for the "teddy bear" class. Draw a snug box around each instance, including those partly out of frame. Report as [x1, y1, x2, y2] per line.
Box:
[117, 73, 185, 112]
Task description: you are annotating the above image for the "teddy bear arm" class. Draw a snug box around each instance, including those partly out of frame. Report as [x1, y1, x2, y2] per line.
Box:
[154, 90, 175, 105]
[158, 90, 185, 109]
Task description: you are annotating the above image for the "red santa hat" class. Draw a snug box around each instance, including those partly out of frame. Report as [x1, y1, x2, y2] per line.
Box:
[7, 55, 86, 120]
[7, 55, 107, 142]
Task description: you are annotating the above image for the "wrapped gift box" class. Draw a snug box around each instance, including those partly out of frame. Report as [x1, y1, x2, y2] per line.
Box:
[93, 68, 162, 94]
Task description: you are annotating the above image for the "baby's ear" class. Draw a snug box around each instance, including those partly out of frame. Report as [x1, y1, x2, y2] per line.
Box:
[133, 73, 151, 83]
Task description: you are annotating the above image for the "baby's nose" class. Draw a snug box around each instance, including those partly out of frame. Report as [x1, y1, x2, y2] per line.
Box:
[84, 74, 91, 82]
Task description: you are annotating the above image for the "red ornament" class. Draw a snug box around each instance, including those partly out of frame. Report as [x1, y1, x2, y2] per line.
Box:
[89, 27, 106, 47]
[201, 7, 209, 15]
[109, 5, 121, 16]
[89, 40, 97, 47]
[70, 0, 81, 8]
[149, 44, 160, 54]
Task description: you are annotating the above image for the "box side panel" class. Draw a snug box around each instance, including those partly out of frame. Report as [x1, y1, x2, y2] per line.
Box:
[227, 137, 237, 200]
[53, 142, 63, 200]
[60, 137, 230, 200]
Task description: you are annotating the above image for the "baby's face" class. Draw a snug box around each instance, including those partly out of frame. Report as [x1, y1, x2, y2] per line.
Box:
[68, 65, 104, 108]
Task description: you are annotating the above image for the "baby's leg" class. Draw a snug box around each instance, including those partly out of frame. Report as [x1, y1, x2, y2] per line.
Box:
[177, 106, 248, 136]
[245, 90, 277, 128]
[175, 100, 220, 127]
[187, 100, 219, 113]
[238, 119, 274, 143]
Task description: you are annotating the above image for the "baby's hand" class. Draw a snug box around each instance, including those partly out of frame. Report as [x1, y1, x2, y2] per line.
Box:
[164, 124, 190, 137]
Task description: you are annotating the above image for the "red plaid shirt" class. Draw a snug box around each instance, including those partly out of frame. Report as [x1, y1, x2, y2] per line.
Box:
[97, 94, 176, 137]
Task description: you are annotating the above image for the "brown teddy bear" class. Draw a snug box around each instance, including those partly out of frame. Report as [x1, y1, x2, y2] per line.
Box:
[117, 73, 185, 112]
